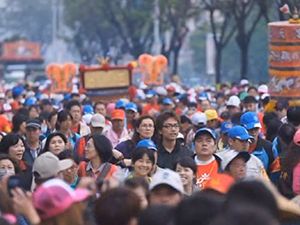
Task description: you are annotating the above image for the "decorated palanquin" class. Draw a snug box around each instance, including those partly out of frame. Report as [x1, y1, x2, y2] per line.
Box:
[79, 61, 133, 102]
[46, 63, 77, 93]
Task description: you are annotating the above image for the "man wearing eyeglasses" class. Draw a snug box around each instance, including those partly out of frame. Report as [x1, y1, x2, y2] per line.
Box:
[156, 111, 193, 169]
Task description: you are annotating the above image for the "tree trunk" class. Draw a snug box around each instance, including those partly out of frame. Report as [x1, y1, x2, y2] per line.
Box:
[172, 46, 180, 75]
[215, 45, 222, 84]
[240, 41, 249, 79]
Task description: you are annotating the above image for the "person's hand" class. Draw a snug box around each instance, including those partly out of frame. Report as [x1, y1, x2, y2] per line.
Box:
[77, 177, 97, 195]
[11, 188, 40, 225]
[112, 149, 124, 160]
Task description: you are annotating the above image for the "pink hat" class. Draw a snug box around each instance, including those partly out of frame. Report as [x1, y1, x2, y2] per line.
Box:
[293, 129, 300, 146]
[33, 179, 90, 219]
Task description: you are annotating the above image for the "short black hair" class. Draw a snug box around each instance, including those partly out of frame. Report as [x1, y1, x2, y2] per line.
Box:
[138, 205, 174, 225]
[155, 111, 180, 131]
[225, 180, 279, 219]
[65, 100, 81, 111]
[131, 148, 155, 165]
[175, 156, 197, 175]
[275, 99, 289, 111]
[175, 191, 225, 225]
[243, 95, 257, 104]
[94, 188, 141, 225]
[287, 106, 300, 127]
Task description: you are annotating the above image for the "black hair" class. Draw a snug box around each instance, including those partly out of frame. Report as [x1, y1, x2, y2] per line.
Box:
[209, 204, 279, 225]
[175, 191, 225, 225]
[247, 86, 258, 93]
[155, 111, 180, 131]
[88, 134, 113, 163]
[0, 153, 19, 174]
[94, 187, 141, 225]
[124, 177, 149, 193]
[131, 115, 156, 144]
[243, 95, 257, 104]
[66, 99, 81, 111]
[180, 115, 191, 124]
[0, 134, 25, 156]
[287, 106, 300, 127]
[263, 112, 278, 127]
[225, 180, 279, 219]
[55, 110, 72, 130]
[220, 111, 230, 121]
[47, 110, 58, 122]
[278, 123, 296, 145]
[57, 149, 74, 160]
[265, 119, 283, 142]
[138, 205, 174, 225]
[131, 148, 155, 165]
[175, 156, 197, 175]
[231, 112, 243, 125]
[41, 132, 68, 154]
[12, 113, 28, 133]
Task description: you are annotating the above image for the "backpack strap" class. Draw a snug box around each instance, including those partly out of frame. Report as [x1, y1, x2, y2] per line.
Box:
[97, 163, 112, 180]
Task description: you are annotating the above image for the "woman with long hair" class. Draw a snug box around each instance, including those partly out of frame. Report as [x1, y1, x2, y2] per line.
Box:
[278, 129, 300, 199]
[40, 132, 68, 156]
[78, 134, 118, 181]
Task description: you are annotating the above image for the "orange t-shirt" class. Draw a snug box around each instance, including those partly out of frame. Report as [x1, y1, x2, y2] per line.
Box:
[0, 115, 12, 133]
[196, 159, 219, 190]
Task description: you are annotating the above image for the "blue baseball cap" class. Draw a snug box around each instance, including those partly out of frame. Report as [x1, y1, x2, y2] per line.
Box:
[83, 104, 94, 114]
[12, 86, 25, 98]
[194, 127, 217, 141]
[198, 92, 209, 100]
[24, 97, 38, 106]
[125, 102, 138, 112]
[227, 126, 253, 141]
[115, 99, 127, 109]
[136, 139, 157, 151]
[240, 112, 262, 130]
[221, 122, 233, 134]
[146, 90, 157, 98]
[162, 98, 173, 105]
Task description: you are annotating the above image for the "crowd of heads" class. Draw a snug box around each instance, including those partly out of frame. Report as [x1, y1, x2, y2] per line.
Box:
[0, 79, 299, 225]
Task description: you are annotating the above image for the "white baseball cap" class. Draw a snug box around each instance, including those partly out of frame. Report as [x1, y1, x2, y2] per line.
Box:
[226, 95, 241, 108]
[90, 113, 106, 128]
[150, 169, 184, 194]
[258, 84, 268, 94]
[220, 150, 250, 171]
[191, 112, 207, 126]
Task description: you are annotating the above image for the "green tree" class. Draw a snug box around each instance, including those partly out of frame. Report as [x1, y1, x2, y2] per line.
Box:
[64, 0, 154, 63]
[159, 0, 200, 75]
[3, 0, 52, 44]
[202, 0, 236, 83]
[231, 0, 270, 79]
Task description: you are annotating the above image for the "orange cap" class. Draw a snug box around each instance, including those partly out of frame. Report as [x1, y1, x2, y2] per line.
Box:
[111, 109, 125, 120]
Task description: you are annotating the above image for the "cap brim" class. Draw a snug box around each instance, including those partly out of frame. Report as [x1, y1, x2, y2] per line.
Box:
[58, 159, 73, 171]
[91, 123, 105, 128]
[111, 117, 124, 120]
[244, 123, 262, 130]
[72, 188, 90, 202]
[150, 182, 183, 194]
[194, 130, 216, 140]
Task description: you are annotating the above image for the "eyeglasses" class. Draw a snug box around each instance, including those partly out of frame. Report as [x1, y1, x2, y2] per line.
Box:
[162, 123, 180, 129]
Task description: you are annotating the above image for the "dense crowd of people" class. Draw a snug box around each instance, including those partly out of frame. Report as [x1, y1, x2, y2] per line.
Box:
[0, 79, 300, 225]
